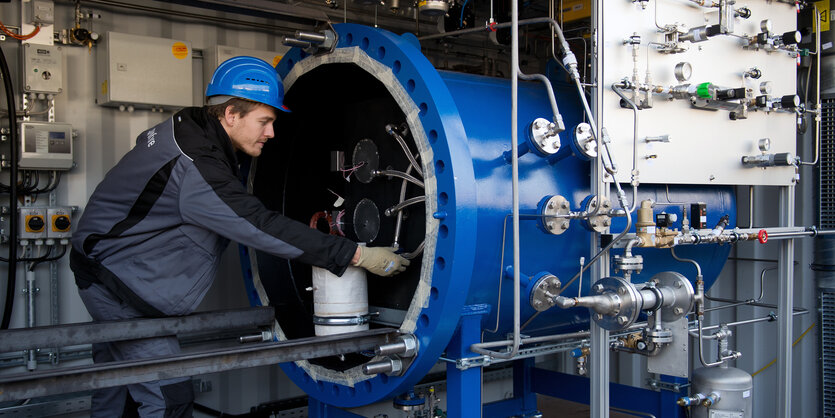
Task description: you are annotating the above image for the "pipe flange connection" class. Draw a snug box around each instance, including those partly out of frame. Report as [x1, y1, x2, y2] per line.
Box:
[651, 271, 694, 321]
[613, 254, 644, 273]
[538, 195, 571, 235]
[529, 273, 562, 312]
[528, 117, 561, 155]
[573, 123, 598, 159]
[582, 195, 612, 233]
[590, 277, 641, 331]
[645, 327, 673, 344]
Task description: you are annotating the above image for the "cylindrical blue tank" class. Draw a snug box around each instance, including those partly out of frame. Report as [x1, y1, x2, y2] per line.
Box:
[240, 23, 734, 407]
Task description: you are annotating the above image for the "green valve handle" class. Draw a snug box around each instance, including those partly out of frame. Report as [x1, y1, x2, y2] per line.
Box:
[696, 82, 712, 99]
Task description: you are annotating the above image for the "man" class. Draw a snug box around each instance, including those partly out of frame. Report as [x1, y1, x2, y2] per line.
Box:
[70, 56, 408, 417]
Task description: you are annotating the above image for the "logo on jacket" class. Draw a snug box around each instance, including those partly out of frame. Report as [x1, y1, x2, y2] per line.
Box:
[146, 128, 157, 148]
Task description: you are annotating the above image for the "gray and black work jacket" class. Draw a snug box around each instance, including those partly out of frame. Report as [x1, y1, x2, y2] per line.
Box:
[71, 107, 357, 317]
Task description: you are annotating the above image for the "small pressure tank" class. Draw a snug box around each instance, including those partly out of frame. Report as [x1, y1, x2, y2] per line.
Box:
[691, 366, 753, 418]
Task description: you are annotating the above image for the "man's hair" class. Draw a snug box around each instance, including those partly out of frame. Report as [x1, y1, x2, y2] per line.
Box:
[206, 97, 263, 119]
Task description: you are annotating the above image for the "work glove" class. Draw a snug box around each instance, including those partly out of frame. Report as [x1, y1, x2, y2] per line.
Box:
[355, 246, 410, 277]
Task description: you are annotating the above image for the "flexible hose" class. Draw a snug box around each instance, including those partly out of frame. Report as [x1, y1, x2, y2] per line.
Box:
[0, 43, 19, 329]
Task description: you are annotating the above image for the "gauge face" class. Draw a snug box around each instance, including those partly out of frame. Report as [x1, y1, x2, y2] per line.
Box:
[674, 62, 692, 82]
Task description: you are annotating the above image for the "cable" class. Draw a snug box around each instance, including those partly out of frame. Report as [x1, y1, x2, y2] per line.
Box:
[0, 42, 19, 330]
[750, 322, 815, 377]
[0, 21, 41, 41]
[27, 246, 69, 271]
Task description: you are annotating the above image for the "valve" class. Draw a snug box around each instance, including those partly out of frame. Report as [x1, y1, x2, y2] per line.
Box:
[741, 152, 795, 168]
[758, 229, 768, 244]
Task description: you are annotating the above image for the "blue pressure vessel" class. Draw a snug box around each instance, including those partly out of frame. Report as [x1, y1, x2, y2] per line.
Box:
[240, 23, 734, 407]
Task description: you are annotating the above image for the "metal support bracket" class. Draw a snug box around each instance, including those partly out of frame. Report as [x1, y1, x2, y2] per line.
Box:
[645, 377, 689, 393]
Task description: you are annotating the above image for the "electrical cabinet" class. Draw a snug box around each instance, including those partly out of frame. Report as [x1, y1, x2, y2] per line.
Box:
[23, 43, 63, 94]
[96, 32, 193, 110]
[19, 122, 73, 170]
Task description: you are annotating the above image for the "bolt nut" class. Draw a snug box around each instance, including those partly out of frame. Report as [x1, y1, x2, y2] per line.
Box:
[617, 315, 629, 325]
[674, 307, 684, 315]
[593, 284, 604, 293]
[595, 313, 603, 321]
[618, 287, 626, 295]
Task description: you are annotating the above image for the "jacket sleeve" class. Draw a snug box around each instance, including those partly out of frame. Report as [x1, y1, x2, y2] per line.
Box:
[178, 153, 357, 276]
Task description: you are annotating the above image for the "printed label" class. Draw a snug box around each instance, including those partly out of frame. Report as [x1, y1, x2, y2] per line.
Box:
[816, 1, 830, 32]
[172, 42, 189, 59]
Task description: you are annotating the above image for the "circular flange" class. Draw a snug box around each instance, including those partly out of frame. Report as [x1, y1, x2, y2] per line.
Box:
[528, 117, 561, 156]
[539, 195, 571, 235]
[353, 198, 381, 243]
[581, 195, 612, 233]
[649, 271, 694, 321]
[590, 276, 641, 331]
[572, 123, 597, 160]
[352, 138, 379, 184]
[613, 254, 644, 273]
[529, 273, 561, 312]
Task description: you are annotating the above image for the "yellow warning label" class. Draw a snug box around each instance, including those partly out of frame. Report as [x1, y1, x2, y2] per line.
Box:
[816, 1, 830, 32]
[172, 42, 189, 59]
[101, 80, 107, 95]
[272, 55, 283, 68]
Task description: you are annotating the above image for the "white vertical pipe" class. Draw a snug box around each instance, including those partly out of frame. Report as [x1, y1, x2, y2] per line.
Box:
[26, 266, 37, 371]
[509, 0, 522, 360]
[590, 1, 608, 416]
[777, 185, 795, 417]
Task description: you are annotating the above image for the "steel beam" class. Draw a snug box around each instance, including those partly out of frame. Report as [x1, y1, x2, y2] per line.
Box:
[0, 307, 275, 353]
[777, 185, 795, 417]
[0, 328, 399, 402]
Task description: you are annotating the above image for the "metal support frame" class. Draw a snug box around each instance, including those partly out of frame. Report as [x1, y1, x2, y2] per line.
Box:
[0, 307, 275, 352]
[447, 304, 490, 418]
[0, 328, 399, 402]
[777, 185, 795, 417]
[482, 358, 539, 418]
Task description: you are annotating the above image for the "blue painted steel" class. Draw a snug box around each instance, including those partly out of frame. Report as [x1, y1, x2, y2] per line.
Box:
[531, 368, 687, 417]
[308, 398, 365, 418]
[446, 305, 490, 418]
[239, 23, 736, 408]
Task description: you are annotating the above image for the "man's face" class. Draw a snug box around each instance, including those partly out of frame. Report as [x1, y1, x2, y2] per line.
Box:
[224, 105, 277, 157]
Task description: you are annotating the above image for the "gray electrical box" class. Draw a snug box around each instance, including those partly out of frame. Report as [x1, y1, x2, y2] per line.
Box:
[203, 45, 289, 92]
[20, 122, 73, 170]
[23, 43, 63, 94]
[96, 32, 193, 110]
[46, 207, 72, 239]
[19, 207, 47, 240]
[30, 1, 55, 25]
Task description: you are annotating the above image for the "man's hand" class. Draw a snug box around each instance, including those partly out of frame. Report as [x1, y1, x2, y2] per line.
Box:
[354, 246, 410, 276]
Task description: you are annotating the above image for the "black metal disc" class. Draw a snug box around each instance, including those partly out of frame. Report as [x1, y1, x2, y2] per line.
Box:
[352, 138, 379, 184]
[353, 198, 380, 243]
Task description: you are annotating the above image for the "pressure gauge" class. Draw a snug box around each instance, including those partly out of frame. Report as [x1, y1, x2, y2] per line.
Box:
[758, 138, 771, 152]
[674, 62, 692, 82]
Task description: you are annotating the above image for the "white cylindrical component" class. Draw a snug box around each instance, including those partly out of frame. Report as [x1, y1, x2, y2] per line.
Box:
[312, 266, 368, 336]
[691, 367, 753, 418]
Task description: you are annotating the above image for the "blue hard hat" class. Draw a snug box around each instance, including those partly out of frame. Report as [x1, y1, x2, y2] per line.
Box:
[206, 56, 290, 112]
